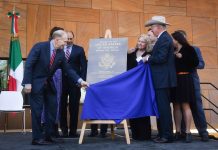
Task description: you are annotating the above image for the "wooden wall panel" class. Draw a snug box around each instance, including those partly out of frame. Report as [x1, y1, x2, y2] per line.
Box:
[166, 16, 192, 42]
[144, 0, 169, 6]
[65, 0, 91, 8]
[26, 4, 50, 53]
[199, 47, 218, 69]
[0, 2, 26, 31]
[76, 22, 99, 56]
[187, 0, 218, 18]
[0, 30, 11, 57]
[22, 0, 64, 6]
[144, 5, 186, 16]
[92, 0, 111, 10]
[216, 19, 218, 38]
[208, 90, 218, 126]
[0, 30, 26, 57]
[125, 36, 137, 49]
[51, 21, 77, 43]
[118, 12, 140, 36]
[199, 69, 218, 86]
[3, 0, 64, 6]
[192, 18, 216, 48]
[201, 90, 211, 123]
[112, 0, 144, 12]
[169, 0, 186, 7]
[51, 6, 99, 23]
[100, 10, 118, 38]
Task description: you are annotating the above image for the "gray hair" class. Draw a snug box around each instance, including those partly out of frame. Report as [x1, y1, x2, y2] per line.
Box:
[52, 30, 67, 39]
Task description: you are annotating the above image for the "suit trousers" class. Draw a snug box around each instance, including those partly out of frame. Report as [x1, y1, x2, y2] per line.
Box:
[129, 117, 151, 140]
[91, 124, 108, 134]
[60, 83, 81, 135]
[30, 85, 57, 140]
[155, 88, 173, 140]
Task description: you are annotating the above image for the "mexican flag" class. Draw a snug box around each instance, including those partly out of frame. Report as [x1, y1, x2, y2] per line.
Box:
[8, 10, 23, 91]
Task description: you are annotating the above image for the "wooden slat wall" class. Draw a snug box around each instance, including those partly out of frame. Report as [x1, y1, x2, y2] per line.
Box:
[0, 0, 218, 129]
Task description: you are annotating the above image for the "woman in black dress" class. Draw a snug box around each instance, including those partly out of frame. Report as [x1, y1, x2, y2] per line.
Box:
[171, 31, 199, 142]
[127, 34, 155, 141]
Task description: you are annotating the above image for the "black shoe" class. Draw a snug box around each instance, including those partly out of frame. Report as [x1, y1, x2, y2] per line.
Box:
[88, 131, 98, 137]
[174, 132, 181, 141]
[181, 132, 186, 139]
[152, 136, 160, 140]
[153, 137, 172, 143]
[185, 133, 192, 143]
[69, 133, 79, 138]
[100, 133, 107, 138]
[60, 131, 68, 138]
[201, 134, 209, 142]
[45, 137, 64, 144]
[32, 139, 52, 145]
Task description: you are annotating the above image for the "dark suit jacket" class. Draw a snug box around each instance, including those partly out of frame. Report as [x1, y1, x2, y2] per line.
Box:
[22, 41, 80, 94]
[192, 46, 205, 90]
[148, 31, 177, 89]
[66, 44, 87, 81]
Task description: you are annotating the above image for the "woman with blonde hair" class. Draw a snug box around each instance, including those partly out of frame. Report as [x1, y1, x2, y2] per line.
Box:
[127, 33, 155, 141]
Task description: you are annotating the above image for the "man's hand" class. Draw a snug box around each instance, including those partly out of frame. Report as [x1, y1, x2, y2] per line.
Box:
[23, 84, 32, 94]
[80, 81, 89, 88]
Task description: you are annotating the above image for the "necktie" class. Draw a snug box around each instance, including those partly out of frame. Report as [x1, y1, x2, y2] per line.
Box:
[50, 49, 56, 68]
[65, 47, 71, 61]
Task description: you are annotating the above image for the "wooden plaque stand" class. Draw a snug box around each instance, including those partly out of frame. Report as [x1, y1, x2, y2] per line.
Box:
[79, 29, 130, 144]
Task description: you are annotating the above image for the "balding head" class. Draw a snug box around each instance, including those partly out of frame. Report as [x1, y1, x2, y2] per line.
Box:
[52, 30, 68, 49]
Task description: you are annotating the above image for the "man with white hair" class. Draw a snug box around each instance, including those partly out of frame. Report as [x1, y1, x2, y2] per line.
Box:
[22, 30, 89, 145]
[143, 16, 177, 143]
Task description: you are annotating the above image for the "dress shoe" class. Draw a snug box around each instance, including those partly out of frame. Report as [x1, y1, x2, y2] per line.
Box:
[153, 137, 172, 143]
[180, 131, 186, 139]
[100, 133, 107, 138]
[31, 139, 52, 145]
[60, 131, 68, 138]
[152, 136, 160, 141]
[174, 132, 181, 141]
[185, 133, 192, 143]
[88, 131, 98, 137]
[201, 134, 209, 142]
[69, 133, 79, 138]
[45, 137, 64, 144]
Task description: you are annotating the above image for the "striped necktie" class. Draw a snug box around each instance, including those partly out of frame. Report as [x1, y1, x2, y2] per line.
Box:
[50, 49, 56, 68]
[65, 47, 71, 61]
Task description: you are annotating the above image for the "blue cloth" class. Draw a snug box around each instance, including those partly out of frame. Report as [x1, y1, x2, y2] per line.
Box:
[52, 69, 62, 123]
[81, 62, 159, 124]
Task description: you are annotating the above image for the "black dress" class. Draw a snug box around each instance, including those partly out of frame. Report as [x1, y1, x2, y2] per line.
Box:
[171, 45, 199, 103]
[127, 50, 151, 140]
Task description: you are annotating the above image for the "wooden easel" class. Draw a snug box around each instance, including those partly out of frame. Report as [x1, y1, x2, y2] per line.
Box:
[79, 29, 130, 144]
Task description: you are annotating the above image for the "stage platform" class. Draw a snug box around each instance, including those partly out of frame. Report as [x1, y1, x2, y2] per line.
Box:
[0, 129, 217, 150]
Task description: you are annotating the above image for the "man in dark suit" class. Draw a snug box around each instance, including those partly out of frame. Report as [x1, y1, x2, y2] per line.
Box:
[22, 30, 89, 145]
[60, 31, 87, 138]
[143, 16, 177, 143]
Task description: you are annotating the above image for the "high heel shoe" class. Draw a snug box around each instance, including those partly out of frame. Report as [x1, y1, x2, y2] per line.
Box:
[185, 133, 192, 143]
[174, 132, 181, 141]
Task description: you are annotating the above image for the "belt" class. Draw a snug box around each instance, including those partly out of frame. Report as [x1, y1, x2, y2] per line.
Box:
[177, 72, 189, 75]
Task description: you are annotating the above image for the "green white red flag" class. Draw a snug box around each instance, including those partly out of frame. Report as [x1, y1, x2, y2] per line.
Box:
[7, 10, 23, 91]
